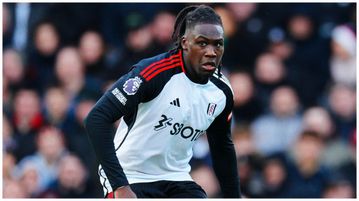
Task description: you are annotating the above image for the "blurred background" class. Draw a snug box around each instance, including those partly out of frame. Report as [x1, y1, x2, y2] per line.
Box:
[2, 2, 356, 198]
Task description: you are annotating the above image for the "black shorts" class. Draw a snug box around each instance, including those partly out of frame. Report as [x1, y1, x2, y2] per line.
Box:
[106, 180, 207, 198]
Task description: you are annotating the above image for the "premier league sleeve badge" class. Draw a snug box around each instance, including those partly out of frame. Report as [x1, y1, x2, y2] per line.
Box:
[123, 76, 143, 95]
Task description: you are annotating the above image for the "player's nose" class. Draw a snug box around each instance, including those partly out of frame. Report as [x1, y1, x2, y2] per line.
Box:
[204, 46, 217, 58]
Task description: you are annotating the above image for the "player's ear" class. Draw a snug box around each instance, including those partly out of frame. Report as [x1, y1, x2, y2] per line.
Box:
[181, 36, 188, 50]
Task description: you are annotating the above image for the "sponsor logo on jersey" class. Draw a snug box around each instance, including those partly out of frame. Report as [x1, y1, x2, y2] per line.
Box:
[154, 114, 205, 141]
[111, 88, 127, 105]
[154, 114, 173, 131]
[207, 103, 217, 116]
[123, 76, 143, 95]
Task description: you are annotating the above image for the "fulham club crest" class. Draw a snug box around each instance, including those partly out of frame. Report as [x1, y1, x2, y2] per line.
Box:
[207, 103, 217, 116]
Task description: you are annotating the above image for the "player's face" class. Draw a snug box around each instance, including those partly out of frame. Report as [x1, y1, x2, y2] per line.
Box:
[181, 23, 224, 83]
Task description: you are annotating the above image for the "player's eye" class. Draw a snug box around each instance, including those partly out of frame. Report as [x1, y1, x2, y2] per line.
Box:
[216, 41, 223, 48]
[198, 41, 207, 47]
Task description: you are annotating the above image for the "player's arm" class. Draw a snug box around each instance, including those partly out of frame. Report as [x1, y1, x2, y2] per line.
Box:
[206, 100, 241, 198]
[84, 93, 136, 198]
[84, 70, 148, 198]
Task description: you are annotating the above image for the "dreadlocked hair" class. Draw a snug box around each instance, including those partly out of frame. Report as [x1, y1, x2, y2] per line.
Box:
[171, 5, 223, 50]
[171, 4, 224, 77]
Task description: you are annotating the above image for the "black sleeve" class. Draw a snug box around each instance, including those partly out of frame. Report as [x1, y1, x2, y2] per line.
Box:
[84, 94, 128, 190]
[84, 68, 151, 191]
[206, 98, 241, 198]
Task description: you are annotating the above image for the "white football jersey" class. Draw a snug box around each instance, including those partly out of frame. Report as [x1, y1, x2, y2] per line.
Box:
[98, 50, 233, 194]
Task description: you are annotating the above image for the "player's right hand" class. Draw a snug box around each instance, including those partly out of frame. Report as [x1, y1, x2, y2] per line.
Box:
[114, 185, 137, 198]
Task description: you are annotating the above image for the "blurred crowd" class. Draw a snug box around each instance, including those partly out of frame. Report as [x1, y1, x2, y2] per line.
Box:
[2, 3, 356, 198]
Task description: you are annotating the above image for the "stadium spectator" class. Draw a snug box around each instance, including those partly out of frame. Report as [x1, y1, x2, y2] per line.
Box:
[251, 86, 302, 156]
[4, 3, 56, 53]
[230, 71, 263, 124]
[285, 131, 330, 198]
[223, 3, 268, 70]
[14, 126, 68, 194]
[41, 154, 94, 198]
[3, 48, 26, 92]
[261, 154, 289, 198]
[327, 84, 356, 142]
[150, 11, 176, 54]
[78, 30, 107, 79]
[26, 21, 60, 92]
[285, 11, 331, 108]
[43, 86, 71, 129]
[54, 46, 102, 106]
[33, 21, 59, 57]
[253, 52, 287, 110]
[268, 39, 293, 61]
[302, 107, 352, 169]
[330, 24, 356, 87]
[11, 89, 44, 161]
[302, 107, 334, 140]
[18, 162, 41, 197]
[232, 125, 257, 158]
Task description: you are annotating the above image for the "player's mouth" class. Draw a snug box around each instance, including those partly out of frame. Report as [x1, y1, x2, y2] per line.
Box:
[201, 62, 216, 72]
